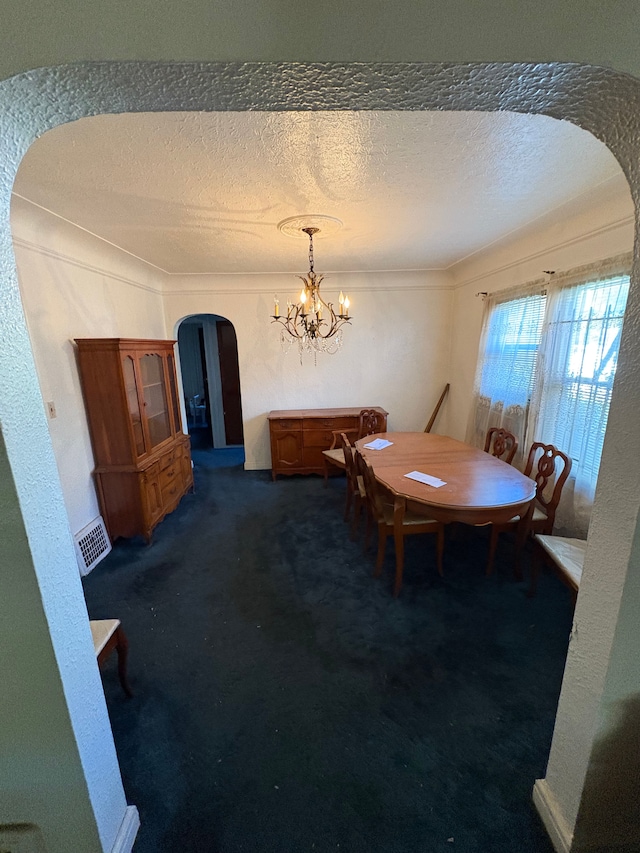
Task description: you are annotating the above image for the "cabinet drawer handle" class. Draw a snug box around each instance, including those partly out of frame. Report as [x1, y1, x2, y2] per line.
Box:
[166, 468, 175, 478]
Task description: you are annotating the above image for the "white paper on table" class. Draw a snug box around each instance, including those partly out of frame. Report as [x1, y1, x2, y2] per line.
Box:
[363, 438, 393, 450]
[404, 470, 447, 488]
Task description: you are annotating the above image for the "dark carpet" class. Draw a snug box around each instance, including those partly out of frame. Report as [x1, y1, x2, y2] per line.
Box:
[83, 451, 573, 853]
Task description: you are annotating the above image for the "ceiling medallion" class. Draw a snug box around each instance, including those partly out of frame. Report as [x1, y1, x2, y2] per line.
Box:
[272, 219, 352, 361]
[277, 214, 343, 239]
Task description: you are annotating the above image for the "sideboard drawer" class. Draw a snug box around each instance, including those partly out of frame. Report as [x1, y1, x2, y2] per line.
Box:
[305, 416, 356, 431]
[271, 418, 302, 431]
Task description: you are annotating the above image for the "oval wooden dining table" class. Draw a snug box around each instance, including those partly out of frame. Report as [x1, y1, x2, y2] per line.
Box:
[356, 432, 537, 595]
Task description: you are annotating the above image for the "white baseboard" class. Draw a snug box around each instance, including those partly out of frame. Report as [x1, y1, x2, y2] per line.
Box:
[533, 779, 572, 853]
[110, 806, 140, 853]
[243, 460, 270, 471]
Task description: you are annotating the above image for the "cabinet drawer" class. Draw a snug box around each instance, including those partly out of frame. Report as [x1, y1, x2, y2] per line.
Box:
[303, 429, 336, 448]
[145, 461, 160, 480]
[161, 478, 182, 508]
[158, 447, 178, 470]
[304, 416, 356, 431]
[159, 462, 180, 491]
[270, 418, 302, 431]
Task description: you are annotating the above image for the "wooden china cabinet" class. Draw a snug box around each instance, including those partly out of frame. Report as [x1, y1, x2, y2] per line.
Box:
[75, 338, 194, 543]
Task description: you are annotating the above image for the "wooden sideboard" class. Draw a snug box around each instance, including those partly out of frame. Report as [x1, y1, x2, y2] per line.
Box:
[268, 407, 388, 481]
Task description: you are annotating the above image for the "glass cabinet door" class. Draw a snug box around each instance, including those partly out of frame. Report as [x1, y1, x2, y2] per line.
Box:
[123, 355, 146, 457]
[140, 352, 172, 448]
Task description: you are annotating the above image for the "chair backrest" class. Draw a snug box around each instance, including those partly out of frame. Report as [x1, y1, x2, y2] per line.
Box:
[358, 454, 388, 522]
[484, 427, 518, 465]
[341, 433, 357, 487]
[523, 442, 573, 527]
[357, 408, 387, 439]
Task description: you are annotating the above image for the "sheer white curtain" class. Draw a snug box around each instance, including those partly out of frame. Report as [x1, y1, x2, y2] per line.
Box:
[529, 257, 630, 535]
[465, 281, 547, 467]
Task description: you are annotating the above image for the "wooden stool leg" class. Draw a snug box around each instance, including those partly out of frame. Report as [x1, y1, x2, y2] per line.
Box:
[114, 625, 133, 698]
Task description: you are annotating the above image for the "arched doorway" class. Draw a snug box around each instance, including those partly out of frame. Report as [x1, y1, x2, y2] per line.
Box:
[177, 313, 245, 461]
[1, 62, 640, 853]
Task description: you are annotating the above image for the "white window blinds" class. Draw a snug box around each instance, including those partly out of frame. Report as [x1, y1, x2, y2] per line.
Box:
[479, 293, 547, 407]
[532, 273, 629, 488]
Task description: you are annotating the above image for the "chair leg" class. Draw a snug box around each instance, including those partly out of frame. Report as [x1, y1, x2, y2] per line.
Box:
[344, 480, 353, 522]
[527, 546, 541, 598]
[513, 524, 528, 583]
[323, 457, 330, 488]
[351, 494, 363, 540]
[392, 497, 407, 597]
[373, 526, 387, 577]
[363, 510, 373, 553]
[114, 625, 133, 698]
[393, 532, 406, 597]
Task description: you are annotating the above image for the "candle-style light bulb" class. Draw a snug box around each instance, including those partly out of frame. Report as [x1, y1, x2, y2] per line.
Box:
[338, 291, 345, 316]
[300, 290, 307, 312]
[344, 296, 350, 318]
[274, 294, 279, 317]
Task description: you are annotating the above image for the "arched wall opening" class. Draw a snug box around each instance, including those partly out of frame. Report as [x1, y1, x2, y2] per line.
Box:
[1, 62, 640, 853]
[176, 313, 245, 457]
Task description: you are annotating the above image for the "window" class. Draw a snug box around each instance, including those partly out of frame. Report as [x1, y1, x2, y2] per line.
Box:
[479, 293, 547, 408]
[468, 259, 631, 533]
[533, 274, 629, 484]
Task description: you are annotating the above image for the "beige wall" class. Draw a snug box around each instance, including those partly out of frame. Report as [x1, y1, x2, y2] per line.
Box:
[12, 196, 167, 537]
[164, 270, 453, 469]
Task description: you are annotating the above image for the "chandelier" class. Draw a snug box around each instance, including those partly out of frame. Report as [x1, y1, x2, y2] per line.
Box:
[271, 226, 352, 357]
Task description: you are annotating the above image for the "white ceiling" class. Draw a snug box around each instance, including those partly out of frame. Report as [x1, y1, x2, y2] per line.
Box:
[12, 110, 626, 275]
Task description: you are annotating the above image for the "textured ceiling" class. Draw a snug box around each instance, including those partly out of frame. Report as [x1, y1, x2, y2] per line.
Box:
[13, 110, 625, 274]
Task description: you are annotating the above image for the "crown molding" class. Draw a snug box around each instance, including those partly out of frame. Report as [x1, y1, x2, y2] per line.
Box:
[451, 215, 634, 290]
[12, 236, 164, 296]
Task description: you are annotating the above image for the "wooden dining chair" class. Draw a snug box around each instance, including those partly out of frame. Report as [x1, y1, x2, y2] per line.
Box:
[485, 441, 572, 576]
[322, 408, 388, 484]
[484, 426, 518, 465]
[358, 408, 387, 438]
[341, 434, 370, 540]
[361, 458, 444, 596]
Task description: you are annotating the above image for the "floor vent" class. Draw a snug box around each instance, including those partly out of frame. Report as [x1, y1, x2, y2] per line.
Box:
[74, 517, 112, 576]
